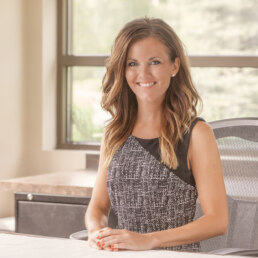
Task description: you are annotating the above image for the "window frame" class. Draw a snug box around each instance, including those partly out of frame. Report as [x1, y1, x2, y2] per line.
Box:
[57, 0, 258, 151]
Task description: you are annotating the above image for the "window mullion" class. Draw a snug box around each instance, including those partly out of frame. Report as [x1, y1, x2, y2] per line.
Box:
[189, 55, 258, 68]
[60, 55, 258, 68]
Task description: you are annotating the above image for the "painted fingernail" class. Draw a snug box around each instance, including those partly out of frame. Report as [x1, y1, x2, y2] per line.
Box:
[111, 244, 114, 248]
[101, 242, 105, 247]
[96, 241, 100, 246]
[96, 235, 100, 239]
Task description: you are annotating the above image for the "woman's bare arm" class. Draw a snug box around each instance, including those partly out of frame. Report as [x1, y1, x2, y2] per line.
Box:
[85, 134, 111, 248]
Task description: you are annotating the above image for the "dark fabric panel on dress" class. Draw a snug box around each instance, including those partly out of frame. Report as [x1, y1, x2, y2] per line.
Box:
[106, 118, 205, 252]
[135, 137, 160, 160]
[135, 117, 205, 186]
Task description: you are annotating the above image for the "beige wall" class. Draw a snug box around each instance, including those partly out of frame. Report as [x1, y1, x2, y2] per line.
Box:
[0, 0, 86, 218]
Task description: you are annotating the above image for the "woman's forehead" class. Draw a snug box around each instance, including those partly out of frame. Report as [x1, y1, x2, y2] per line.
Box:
[127, 36, 171, 59]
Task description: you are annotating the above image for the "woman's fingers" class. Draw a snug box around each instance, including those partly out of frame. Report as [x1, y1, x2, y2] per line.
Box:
[96, 229, 124, 251]
[100, 237, 118, 248]
[92, 228, 152, 251]
[98, 228, 124, 238]
[88, 239, 101, 250]
[91, 228, 140, 251]
[88, 227, 112, 250]
[96, 229, 131, 251]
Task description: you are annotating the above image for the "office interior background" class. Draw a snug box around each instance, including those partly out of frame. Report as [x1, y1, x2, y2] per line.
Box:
[0, 0, 257, 226]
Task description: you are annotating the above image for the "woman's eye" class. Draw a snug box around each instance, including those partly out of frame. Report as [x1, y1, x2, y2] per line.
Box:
[151, 60, 161, 65]
[128, 62, 137, 67]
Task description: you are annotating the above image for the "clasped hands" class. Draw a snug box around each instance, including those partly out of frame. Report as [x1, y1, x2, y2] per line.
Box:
[88, 227, 155, 251]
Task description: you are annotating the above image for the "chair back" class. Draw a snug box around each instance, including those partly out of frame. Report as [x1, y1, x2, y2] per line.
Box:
[196, 118, 258, 252]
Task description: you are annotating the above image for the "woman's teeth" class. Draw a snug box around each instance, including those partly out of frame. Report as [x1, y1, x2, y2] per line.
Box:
[138, 82, 155, 87]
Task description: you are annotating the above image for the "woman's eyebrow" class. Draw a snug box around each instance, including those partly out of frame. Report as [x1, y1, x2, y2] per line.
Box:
[149, 56, 162, 60]
[127, 57, 162, 61]
[126, 58, 137, 61]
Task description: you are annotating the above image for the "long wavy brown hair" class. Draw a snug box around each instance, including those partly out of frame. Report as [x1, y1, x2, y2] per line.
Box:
[101, 17, 201, 169]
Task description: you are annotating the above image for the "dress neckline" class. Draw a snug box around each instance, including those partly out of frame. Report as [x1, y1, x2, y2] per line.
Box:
[130, 134, 159, 141]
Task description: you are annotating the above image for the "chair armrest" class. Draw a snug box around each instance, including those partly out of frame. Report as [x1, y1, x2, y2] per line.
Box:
[69, 230, 88, 241]
[209, 248, 258, 256]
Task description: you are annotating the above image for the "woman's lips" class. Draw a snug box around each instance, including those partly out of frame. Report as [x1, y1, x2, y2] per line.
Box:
[137, 82, 156, 88]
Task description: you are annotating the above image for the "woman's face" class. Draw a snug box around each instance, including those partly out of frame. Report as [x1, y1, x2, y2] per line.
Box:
[125, 36, 179, 104]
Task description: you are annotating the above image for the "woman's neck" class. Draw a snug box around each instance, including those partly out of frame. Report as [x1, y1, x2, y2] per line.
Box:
[132, 102, 162, 139]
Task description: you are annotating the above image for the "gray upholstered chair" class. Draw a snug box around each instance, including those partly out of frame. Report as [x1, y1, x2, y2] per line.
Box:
[195, 117, 258, 255]
[71, 117, 258, 256]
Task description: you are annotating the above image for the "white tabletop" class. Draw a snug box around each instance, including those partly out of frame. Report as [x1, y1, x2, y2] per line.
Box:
[0, 233, 242, 258]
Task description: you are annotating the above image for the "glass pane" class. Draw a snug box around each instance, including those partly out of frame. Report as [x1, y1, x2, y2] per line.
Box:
[72, 0, 258, 55]
[192, 67, 258, 121]
[68, 67, 109, 143]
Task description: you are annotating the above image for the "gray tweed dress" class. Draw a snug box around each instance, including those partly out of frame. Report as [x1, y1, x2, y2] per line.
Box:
[106, 118, 203, 252]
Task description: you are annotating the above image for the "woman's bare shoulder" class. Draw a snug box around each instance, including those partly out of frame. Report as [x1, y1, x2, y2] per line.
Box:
[191, 120, 214, 141]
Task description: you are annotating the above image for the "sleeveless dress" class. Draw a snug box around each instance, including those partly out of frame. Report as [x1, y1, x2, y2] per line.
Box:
[106, 118, 204, 252]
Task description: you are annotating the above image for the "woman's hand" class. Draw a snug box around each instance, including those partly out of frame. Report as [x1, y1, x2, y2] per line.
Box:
[88, 227, 112, 250]
[89, 227, 120, 251]
[97, 228, 155, 251]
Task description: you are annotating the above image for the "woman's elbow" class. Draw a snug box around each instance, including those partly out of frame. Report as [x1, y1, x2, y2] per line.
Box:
[221, 216, 229, 235]
[217, 221, 228, 236]
[215, 212, 229, 236]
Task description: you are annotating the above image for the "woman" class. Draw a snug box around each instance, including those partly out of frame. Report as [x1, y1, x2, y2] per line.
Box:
[85, 17, 228, 252]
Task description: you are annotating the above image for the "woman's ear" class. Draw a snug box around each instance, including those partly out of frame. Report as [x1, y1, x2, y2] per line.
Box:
[171, 57, 180, 77]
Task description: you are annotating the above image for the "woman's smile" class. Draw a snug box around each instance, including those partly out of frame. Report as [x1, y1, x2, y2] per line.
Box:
[137, 81, 156, 88]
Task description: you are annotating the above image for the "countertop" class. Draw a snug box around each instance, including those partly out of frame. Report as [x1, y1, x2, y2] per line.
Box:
[0, 170, 97, 197]
[0, 233, 243, 258]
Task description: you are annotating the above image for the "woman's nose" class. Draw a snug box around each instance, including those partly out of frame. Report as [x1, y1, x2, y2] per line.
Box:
[137, 64, 150, 77]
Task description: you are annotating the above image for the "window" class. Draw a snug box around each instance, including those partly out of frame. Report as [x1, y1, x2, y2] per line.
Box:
[57, 0, 258, 150]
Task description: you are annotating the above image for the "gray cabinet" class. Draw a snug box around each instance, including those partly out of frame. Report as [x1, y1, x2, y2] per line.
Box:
[15, 192, 90, 238]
